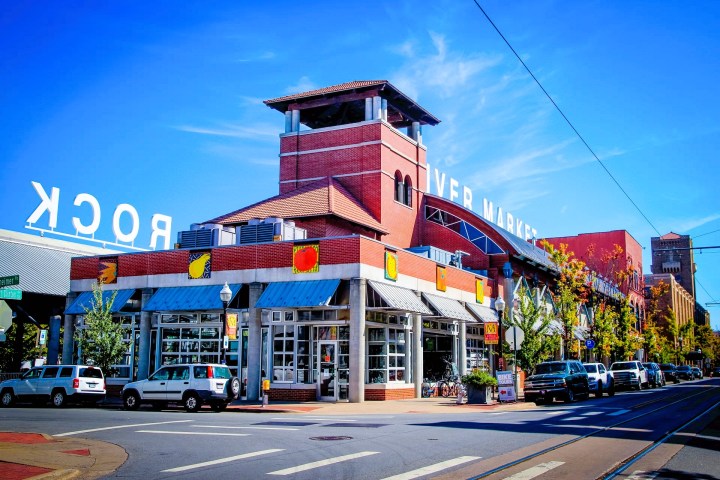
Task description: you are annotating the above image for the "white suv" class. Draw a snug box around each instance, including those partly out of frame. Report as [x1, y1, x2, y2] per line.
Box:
[583, 362, 615, 397]
[609, 360, 649, 390]
[0, 365, 106, 408]
[122, 364, 240, 412]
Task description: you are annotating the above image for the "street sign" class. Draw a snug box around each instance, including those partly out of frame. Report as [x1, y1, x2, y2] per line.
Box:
[506, 326, 525, 349]
[0, 289, 22, 300]
[585, 339, 596, 349]
[39, 329, 48, 345]
[0, 301, 11, 331]
[0, 275, 19, 287]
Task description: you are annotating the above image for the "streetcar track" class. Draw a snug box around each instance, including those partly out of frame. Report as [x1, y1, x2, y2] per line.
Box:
[466, 384, 719, 480]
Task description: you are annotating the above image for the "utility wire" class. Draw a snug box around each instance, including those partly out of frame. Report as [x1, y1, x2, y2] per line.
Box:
[697, 278, 718, 303]
[472, 0, 662, 237]
[694, 227, 720, 239]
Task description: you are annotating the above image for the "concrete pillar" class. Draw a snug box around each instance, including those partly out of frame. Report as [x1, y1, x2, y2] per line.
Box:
[404, 318, 412, 384]
[459, 320, 467, 376]
[61, 292, 78, 364]
[247, 283, 264, 401]
[47, 315, 61, 365]
[372, 96, 382, 120]
[365, 98, 373, 121]
[284, 111, 292, 133]
[137, 288, 154, 380]
[413, 312, 423, 398]
[381, 98, 388, 121]
[291, 109, 300, 132]
[349, 278, 366, 403]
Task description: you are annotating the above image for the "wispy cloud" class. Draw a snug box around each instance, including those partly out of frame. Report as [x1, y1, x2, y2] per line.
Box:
[235, 51, 275, 63]
[284, 76, 318, 95]
[174, 123, 277, 140]
[670, 213, 720, 234]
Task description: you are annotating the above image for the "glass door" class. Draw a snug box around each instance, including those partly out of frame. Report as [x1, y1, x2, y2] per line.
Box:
[317, 341, 338, 401]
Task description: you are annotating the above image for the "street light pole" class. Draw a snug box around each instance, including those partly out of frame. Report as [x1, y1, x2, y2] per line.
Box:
[494, 296, 505, 377]
[219, 282, 232, 365]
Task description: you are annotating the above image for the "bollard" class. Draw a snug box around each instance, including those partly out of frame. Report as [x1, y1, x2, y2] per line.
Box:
[262, 379, 270, 408]
[456, 386, 465, 405]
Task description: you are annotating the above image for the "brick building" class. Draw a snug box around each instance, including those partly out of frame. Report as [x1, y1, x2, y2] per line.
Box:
[64, 81, 558, 402]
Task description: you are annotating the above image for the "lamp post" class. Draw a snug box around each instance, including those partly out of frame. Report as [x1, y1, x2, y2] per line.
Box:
[219, 282, 232, 365]
[678, 335, 683, 365]
[494, 296, 506, 376]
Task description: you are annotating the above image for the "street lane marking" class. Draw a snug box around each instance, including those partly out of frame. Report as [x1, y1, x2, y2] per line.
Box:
[544, 411, 564, 415]
[489, 412, 507, 415]
[628, 471, 658, 479]
[268, 451, 379, 475]
[301, 417, 358, 422]
[582, 411, 603, 416]
[193, 425, 299, 431]
[55, 420, 192, 437]
[137, 430, 250, 436]
[609, 409, 631, 416]
[162, 449, 283, 473]
[379, 456, 481, 480]
[502, 461, 564, 479]
[562, 416, 585, 421]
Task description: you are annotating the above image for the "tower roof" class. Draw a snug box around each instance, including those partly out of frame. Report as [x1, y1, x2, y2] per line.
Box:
[264, 80, 440, 129]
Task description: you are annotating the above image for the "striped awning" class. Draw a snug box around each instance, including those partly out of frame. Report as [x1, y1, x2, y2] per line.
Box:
[465, 303, 500, 323]
[65, 289, 135, 315]
[421, 293, 475, 322]
[367, 281, 432, 315]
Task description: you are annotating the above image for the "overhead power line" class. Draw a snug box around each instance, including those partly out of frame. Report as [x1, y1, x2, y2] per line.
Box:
[472, 0, 662, 237]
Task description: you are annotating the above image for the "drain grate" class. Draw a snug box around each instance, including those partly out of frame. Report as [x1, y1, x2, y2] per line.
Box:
[310, 436, 354, 441]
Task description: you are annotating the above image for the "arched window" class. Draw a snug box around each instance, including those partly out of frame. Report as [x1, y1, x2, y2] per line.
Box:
[394, 171, 404, 203]
[404, 175, 413, 207]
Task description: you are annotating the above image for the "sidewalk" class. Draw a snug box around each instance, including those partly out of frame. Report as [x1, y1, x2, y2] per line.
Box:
[0, 397, 530, 480]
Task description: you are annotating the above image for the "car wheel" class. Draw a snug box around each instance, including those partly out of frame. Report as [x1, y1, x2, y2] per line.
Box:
[123, 391, 141, 411]
[0, 389, 15, 407]
[183, 393, 201, 412]
[534, 398, 545, 405]
[565, 388, 575, 403]
[211, 402, 228, 412]
[595, 381, 603, 398]
[607, 382, 615, 397]
[226, 377, 241, 400]
[52, 390, 67, 408]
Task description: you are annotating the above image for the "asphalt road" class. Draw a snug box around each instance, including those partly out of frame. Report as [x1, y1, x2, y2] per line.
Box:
[1, 378, 719, 480]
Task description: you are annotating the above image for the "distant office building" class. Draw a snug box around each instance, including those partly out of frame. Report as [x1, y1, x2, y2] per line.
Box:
[650, 232, 695, 299]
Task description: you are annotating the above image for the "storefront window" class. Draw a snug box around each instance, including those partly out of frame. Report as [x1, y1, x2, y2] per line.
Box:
[272, 325, 294, 382]
[367, 326, 406, 383]
[296, 326, 310, 383]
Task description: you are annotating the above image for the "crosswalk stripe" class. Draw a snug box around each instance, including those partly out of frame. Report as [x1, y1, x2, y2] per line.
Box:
[268, 451, 380, 475]
[582, 411, 603, 416]
[162, 449, 283, 473]
[137, 430, 250, 436]
[627, 470, 659, 479]
[502, 461, 564, 480]
[609, 409, 631, 416]
[379, 456, 481, 480]
[56, 420, 192, 437]
[193, 425, 299, 431]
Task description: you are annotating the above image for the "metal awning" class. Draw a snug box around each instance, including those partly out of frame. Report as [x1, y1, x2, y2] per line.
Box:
[465, 303, 500, 323]
[142, 284, 242, 312]
[255, 280, 340, 308]
[65, 289, 135, 315]
[366, 280, 432, 315]
[421, 293, 475, 322]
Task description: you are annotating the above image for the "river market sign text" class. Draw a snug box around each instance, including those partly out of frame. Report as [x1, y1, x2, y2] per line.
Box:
[25, 181, 173, 251]
[427, 165, 538, 242]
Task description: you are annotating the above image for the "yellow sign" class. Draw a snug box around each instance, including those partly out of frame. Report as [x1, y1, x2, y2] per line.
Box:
[436, 265, 447, 292]
[385, 251, 398, 281]
[475, 279, 484, 304]
[484, 322, 499, 344]
[225, 313, 238, 340]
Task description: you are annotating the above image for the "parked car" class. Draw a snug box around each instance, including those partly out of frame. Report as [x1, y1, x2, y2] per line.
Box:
[642, 362, 665, 388]
[659, 363, 680, 383]
[122, 364, 240, 412]
[583, 362, 615, 397]
[609, 361, 649, 390]
[691, 366, 703, 379]
[523, 360, 589, 405]
[0, 365, 105, 407]
[711, 367, 720, 378]
[676, 365, 693, 381]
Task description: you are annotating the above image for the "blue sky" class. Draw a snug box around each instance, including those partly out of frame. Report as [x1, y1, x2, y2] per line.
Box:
[2, 1, 718, 329]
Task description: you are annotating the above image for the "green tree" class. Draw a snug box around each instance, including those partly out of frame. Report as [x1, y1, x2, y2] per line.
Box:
[590, 302, 617, 362]
[507, 286, 560, 373]
[0, 323, 41, 372]
[74, 282, 125, 374]
[613, 299, 642, 360]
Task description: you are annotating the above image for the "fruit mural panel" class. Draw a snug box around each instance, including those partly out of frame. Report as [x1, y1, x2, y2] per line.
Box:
[188, 251, 211, 279]
[436, 265, 446, 292]
[293, 244, 320, 274]
[98, 258, 118, 284]
[384, 250, 398, 281]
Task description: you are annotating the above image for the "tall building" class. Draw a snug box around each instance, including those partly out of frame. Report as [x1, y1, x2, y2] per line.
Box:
[650, 232, 695, 299]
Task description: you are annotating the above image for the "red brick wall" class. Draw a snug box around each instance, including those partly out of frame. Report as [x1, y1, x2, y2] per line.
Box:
[267, 388, 317, 402]
[365, 388, 415, 401]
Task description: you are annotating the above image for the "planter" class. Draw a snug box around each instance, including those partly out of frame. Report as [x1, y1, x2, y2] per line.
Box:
[467, 385, 493, 405]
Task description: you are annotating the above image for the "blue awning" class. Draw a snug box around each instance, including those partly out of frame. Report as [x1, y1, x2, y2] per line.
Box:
[65, 289, 136, 315]
[255, 280, 341, 308]
[142, 284, 242, 311]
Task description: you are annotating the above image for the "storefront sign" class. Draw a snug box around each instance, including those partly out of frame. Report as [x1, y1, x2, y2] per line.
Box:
[226, 313, 238, 340]
[25, 181, 173, 251]
[484, 322, 499, 344]
[496, 370, 516, 402]
[426, 165, 538, 241]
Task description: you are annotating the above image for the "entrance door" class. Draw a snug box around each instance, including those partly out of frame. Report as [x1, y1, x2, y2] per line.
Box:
[318, 341, 338, 401]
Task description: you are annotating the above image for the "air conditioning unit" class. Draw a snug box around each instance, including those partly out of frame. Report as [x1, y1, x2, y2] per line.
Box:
[176, 224, 236, 249]
[236, 218, 307, 245]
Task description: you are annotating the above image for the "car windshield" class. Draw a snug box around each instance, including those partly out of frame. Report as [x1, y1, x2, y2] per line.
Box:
[610, 362, 637, 371]
[584, 365, 597, 373]
[534, 363, 568, 375]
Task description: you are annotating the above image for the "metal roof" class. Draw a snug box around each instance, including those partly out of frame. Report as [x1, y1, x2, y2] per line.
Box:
[421, 293, 475, 322]
[65, 289, 136, 315]
[0, 229, 119, 297]
[255, 279, 341, 308]
[142, 284, 242, 312]
[366, 281, 433, 315]
[465, 303, 500, 323]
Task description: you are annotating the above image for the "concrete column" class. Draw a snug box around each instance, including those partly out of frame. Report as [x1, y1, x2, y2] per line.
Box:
[372, 96, 382, 120]
[381, 98, 388, 121]
[284, 111, 292, 133]
[404, 319, 412, 384]
[47, 315, 61, 365]
[137, 288, 154, 381]
[61, 292, 78, 364]
[349, 278, 366, 403]
[413, 312, 423, 398]
[459, 321, 467, 376]
[291, 109, 300, 132]
[247, 283, 264, 401]
[365, 98, 373, 120]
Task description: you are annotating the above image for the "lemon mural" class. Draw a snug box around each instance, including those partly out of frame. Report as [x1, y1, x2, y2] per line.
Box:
[384, 251, 398, 281]
[98, 260, 117, 284]
[188, 252, 211, 279]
